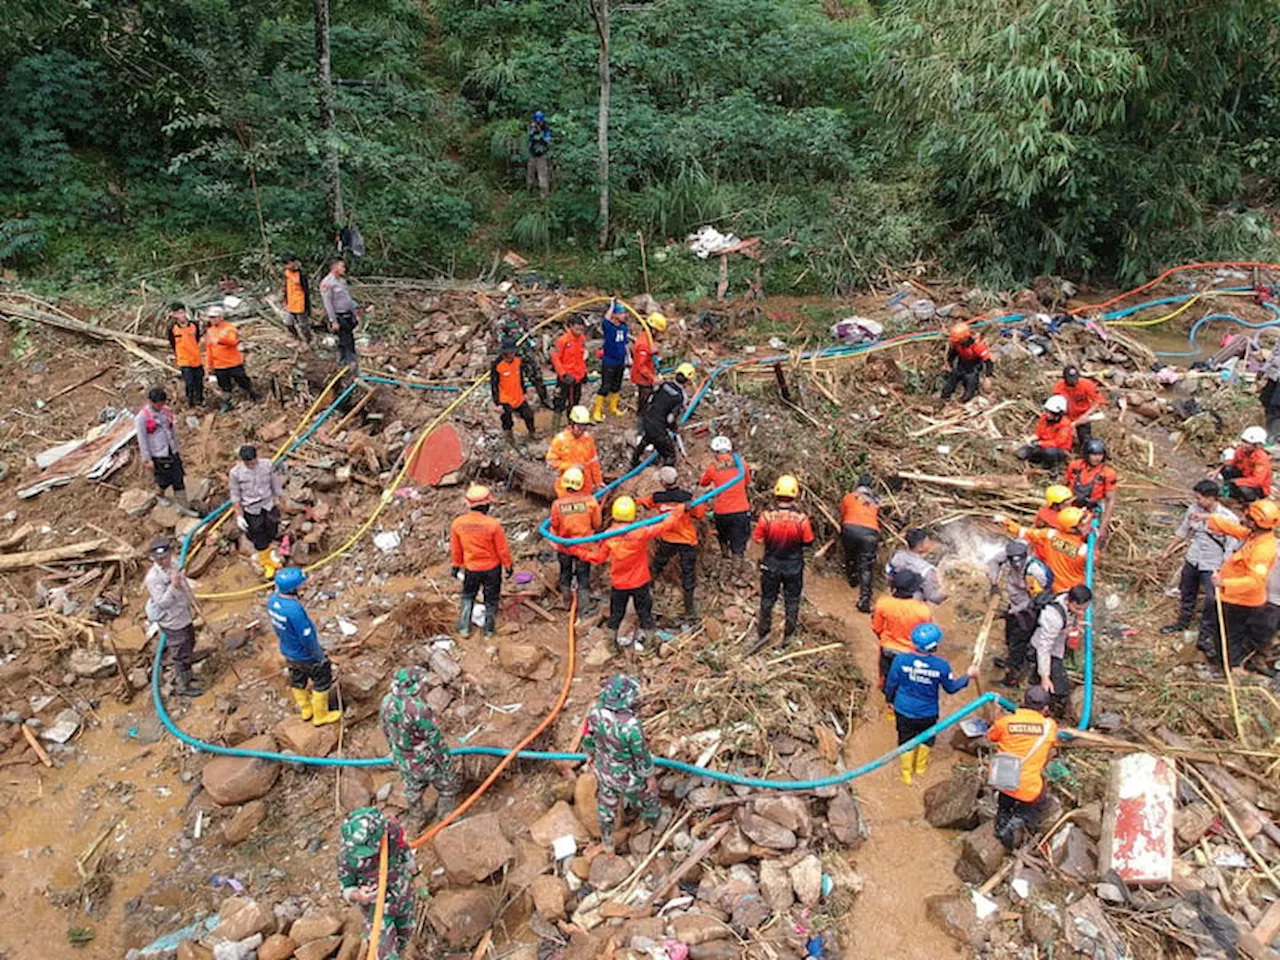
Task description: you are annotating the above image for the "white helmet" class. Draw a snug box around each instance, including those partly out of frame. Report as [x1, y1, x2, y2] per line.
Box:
[1241, 426, 1268, 445]
[1221, 447, 1237, 463]
[1044, 395, 1068, 414]
[710, 436, 732, 454]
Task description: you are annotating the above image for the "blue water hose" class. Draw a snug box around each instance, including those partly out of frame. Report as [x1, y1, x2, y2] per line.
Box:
[1079, 526, 1099, 731]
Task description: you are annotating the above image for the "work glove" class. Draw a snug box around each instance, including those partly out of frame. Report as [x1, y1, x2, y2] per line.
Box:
[451, 566, 461, 579]
[236, 514, 249, 532]
[504, 567, 514, 580]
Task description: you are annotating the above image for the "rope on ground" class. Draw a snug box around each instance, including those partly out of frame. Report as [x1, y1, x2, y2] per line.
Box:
[365, 833, 390, 960]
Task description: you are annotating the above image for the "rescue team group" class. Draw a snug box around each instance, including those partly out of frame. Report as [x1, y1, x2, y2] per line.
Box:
[136, 308, 1280, 957]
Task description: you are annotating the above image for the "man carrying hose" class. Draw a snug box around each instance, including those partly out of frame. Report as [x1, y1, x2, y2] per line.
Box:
[987, 686, 1058, 851]
[581, 674, 661, 856]
[699, 436, 752, 580]
[337, 806, 416, 960]
[381, 666, 460, 835]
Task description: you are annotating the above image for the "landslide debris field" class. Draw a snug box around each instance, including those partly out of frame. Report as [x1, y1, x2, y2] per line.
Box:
[1, 267, 1280, 960]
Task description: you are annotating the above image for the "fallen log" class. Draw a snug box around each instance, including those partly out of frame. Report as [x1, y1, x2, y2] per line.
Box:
[0, 538, 110, 572]
[897, 470, 1031, 493]
[0, 303, 167, 348]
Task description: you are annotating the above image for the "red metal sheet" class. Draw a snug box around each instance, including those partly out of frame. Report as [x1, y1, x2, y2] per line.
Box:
[407, 424, 465, 487]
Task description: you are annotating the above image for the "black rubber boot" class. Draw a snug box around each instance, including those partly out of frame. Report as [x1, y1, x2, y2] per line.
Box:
[456, 598, 475, 637]
[174, 668, 203, 697]
[483, 608, 497, 637]
[682, 590, 698, 622]
[1160, 622, 1190, 635]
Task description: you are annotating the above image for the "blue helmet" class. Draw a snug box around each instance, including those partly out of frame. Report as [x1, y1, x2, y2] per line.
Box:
[611, 302, 626, 315]
[533, 110, 545, 122]
[911, 622, 943, 652]
[274, 566, 307, 593]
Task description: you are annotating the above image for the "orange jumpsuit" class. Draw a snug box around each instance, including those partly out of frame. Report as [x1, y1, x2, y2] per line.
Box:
[546, 428, 603, 496]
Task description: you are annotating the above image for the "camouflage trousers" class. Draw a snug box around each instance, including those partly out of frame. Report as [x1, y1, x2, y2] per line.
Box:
[362, 878, 415, 960]
[392, 750, 459, 805]
[596, 776, 660, 833]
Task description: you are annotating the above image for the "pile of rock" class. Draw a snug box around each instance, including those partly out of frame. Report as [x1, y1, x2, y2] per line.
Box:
[157, 898, 367, 960]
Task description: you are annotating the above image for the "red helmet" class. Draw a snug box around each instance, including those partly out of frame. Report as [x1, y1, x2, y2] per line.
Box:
[948, 322, 972, 343]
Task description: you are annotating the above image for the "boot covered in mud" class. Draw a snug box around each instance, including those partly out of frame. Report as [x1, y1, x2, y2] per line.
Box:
[436, 790, 458, 820]
[576, 586, 598, 617]
[600, 825, 616, 857]
[682, 589, 698, 624]
[503, 428, 517, 448]
[456, 597, 475, 637]
[483, 607, 497, 637]
[310, 688, 342, 726]
[174, 667, 203, 697]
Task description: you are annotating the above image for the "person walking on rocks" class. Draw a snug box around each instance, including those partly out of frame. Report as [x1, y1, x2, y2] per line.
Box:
[840, 474, 881, 613]
[144, 537, 202, 696]
[338, 806, 416, 960]
[988, 686, 1058, 850]
[135, 386, 197, 516]
[639, 465, 706, 623]
[166, 303, 205, 406]
[630, 362, 695, 468]
[281, 252, 313, 343]
[550, 317, 588, 430]
[320, 255, 360, 371]
[268, 566, 342, 726]
[203, 306, 261, 411]
[699, 436, 752, 577]
[884, 622, 976, 784]
[230, 444, 284, 579]
[381, 666, 460, 834]
[885, 528, 946, 604]
[871, 569, 931, 698]
[450, 484, 513, 638]
[581, 674, 660, 855]
[490, 337, 539, 445]
[549, 467, 602, 612]
[750, 475, 815, 652]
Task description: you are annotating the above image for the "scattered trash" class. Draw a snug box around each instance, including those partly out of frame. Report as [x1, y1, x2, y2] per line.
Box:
[373, 531, 401, 553]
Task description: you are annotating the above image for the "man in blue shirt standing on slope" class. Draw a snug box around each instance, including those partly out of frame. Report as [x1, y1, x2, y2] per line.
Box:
[884, 622, 977, 785]
[593, 302, 630, 422]
[268, 567, 342, 726]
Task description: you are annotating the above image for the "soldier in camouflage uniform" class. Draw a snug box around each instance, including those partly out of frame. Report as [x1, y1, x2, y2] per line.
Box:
[581, 674, 661, 854]
[337, 806, 416, 960]
[496, 295, 551, 408]
[380, 666, 460, 834]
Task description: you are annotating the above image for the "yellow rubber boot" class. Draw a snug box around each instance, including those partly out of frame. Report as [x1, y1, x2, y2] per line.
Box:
[914, 744, 931, 776]
[608, 393, 621, 417]
[259, 548, 280, 580]
[591, 394, 605, 423]
[291, 687, 313, 720]
[311, 688, 342, 726]
[899, 751, 914, 785]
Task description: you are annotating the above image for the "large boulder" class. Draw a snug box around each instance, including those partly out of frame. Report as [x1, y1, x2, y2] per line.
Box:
[220, 800, 267, 846]
[955, 821, 1007, 884]
[752, 796, 811, 837]
[208, 898, 276, 943]
[289, 912, 344, 945]
[273, 717, 339, 757]
[497, 642, 547, 679]
[426, 888, 497, 948]
[432, 813, 516, 883]
[735, 809, 797, 851]
[923, 768, 981, 830]
[202, 735, 281, 806]
[529, 800, 590, 847]
[531, 875, 568, 920]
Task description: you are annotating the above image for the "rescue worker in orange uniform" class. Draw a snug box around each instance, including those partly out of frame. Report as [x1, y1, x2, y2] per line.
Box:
[281, 253, 312, 343]
[1220, 427, 1273, 503]
[940, 322, 994, 403]
[547, 405, 604, 497]
[490, 338, 539, 445]
[450, 485, 514, 638]
[204, 306, 261, 412]
[166, 303, 205, 407]
[1052, 365, 1104, 449]
[550, 317, 588, 431]
[639, 466, 707, 623]
[548, 466, 602, 612]
[1003, 507, 1089, 592]
[1036, 485, 1072, 528]
[699, 436, 752, 569]
[750, 475, 815, 652]
[840, 474, 881, 613]
[870, 569, 931, 699]
[1016, 396, 1074, 468]
[988, 686, 1058, 850]
[632, 313, 665, 414]
[584, 497, 684, 654]
[1064, 438, 1118, 544]
[1194, 498, 1280, 671]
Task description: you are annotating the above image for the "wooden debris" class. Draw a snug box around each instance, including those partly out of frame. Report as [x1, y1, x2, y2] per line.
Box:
[0, 538, 110, 572]
[21, 725, 53, 767]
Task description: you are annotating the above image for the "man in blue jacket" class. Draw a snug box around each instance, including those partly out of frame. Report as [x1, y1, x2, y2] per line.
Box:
[267, 567, 342, 726]
[593, 302, 630, 421]
[884, 622, 977, 785]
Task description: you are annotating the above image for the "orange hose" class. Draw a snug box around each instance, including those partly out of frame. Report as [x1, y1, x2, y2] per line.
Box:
[364, 833, 390, 960]
[1068, 261, 1280, 316]
[408, 594, 580, 849]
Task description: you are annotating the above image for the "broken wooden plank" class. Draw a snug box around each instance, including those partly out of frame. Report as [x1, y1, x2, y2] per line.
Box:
[0, 538, 110, 572]
[1097, 752, 1175, 885]
[897, 470, 1031, 493]
[643, 822, 731, 906]
[0, 523, 35, 551]
[21, 724, 53, 767]
[0, 304, 168, 348]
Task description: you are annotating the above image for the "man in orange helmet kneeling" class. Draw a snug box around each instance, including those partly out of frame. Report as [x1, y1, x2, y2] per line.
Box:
[940, 322, 994, 403]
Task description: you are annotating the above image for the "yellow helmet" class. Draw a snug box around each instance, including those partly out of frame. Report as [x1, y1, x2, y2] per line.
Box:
[465, 484, 492, 507]
[774, 474, 800, 498]
[675, 362, 696, 381]
[561, 466, 585, 491]
[611, 496, 637, 522]
[647, 312, 668, 332]
[1056, 506, 1085, 532]
[568, 405, 591, 425]
[1044, 484, 1072, 507]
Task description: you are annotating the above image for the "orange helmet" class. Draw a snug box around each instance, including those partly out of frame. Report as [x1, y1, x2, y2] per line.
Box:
[948, 322, 972, 343]
[1056, 506, 1086, 532]
[1247, 499, 1280, 530]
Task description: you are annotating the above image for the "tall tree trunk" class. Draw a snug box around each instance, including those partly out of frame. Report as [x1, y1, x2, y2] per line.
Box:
[313, 0, 344, 231]
[589, 0, 610, 250]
